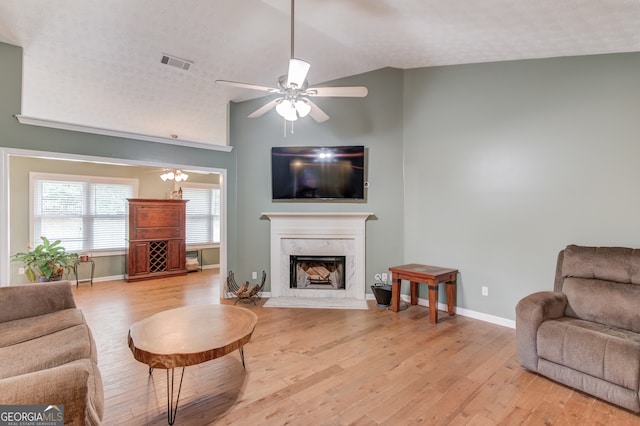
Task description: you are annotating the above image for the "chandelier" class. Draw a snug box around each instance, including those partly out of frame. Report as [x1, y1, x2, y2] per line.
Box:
[160, 170, 189, 182]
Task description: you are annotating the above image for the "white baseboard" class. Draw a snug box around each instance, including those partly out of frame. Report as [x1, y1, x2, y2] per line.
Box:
[202, 264, 219, 270]
[81, 265, 219, 283]
[93, 275, 124, 283]
[102, 276, 515, 329]
[365, 293, 515, 329]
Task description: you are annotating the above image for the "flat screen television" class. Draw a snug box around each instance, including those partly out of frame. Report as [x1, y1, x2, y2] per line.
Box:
[271, 145, 366, 200]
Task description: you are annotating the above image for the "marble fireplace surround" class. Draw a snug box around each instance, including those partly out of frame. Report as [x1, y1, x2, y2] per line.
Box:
[263, 212, 373, 300]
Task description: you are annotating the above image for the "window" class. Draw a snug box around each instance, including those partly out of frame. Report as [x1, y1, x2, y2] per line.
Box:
[179, 183, 220, 245]
[31, 173, 138, 252]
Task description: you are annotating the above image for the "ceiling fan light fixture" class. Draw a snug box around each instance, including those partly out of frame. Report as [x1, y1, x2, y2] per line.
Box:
[287, 58, 310, 88]
[295, 99, 311, 117]
[215, 0, 367, 128]
[276, 100, 298, 121]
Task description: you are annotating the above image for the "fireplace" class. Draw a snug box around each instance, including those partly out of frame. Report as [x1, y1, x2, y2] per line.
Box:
[290, 255, 346, 289]
[263, 212, 373, 301]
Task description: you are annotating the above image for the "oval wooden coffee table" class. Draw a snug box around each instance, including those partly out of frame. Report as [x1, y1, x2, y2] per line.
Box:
[128, 304, 258, 425]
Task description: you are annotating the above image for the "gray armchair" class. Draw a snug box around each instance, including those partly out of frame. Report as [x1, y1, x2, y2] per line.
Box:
[516, 245, 640, 412]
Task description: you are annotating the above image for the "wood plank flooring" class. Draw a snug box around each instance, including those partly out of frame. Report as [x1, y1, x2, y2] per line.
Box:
[71, 270, 639, 425]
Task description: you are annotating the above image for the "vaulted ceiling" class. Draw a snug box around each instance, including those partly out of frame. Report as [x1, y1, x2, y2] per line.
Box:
[1, 0, 639, 149]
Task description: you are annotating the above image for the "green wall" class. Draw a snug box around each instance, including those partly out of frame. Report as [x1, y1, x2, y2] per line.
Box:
[402, 53, 640, 320]
[230, 67, 406, 290]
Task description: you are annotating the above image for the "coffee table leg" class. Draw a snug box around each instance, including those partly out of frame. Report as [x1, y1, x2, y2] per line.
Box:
[167, 367, 185, 425]
[239, 346, 246, 369]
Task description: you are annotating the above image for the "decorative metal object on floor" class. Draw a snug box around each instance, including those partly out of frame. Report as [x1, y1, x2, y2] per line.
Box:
[227, 270, 266, 305]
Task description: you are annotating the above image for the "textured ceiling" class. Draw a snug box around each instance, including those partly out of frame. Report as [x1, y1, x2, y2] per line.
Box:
[1, 0, 639, 148]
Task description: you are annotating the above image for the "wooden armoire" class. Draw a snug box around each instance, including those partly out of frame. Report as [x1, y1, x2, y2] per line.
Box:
[126, 199, 188, 282]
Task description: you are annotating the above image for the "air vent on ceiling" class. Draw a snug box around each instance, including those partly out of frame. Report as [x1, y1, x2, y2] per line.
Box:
[161, 54, 193, 71]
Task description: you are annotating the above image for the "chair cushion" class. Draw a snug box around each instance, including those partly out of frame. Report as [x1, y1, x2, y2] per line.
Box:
[560, 245, 640, 331]
[562, 245, 640, 285]
[562, 277, 640, 332]
[0, 308, 85, 348]
[537, 317, 640, 391]
[0, 324, 96, 379]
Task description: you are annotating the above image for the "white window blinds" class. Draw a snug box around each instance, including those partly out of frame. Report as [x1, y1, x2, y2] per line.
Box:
[31, 173, 137, 251]
[180, 184, 220, 245]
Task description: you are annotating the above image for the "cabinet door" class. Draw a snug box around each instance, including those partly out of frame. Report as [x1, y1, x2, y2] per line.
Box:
[130, 202, 185, 239]
[129, 242, 150, 275]
[166, 240, 185, 271]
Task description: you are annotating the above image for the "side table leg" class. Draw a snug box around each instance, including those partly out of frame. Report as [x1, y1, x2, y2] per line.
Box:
[427, 284, 439, 324]
[391, 275, 401, 312]
[167, 367, 185, 425]
[240, 346, 246, 369]
[73, 263, 79, 288]
[446, 281, 457, 316]
[410, 281, 419, 305]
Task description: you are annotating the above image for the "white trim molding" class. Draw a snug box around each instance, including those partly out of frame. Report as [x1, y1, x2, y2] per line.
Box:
[0, 149, 9, 286]
[372, 294, 516, 329]
[15, 115, 233, 152]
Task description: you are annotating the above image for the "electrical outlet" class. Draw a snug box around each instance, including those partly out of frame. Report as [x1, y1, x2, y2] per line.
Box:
[381, 273, 388, 282]
[18, 267, 25, 275]
[481, 286, 489, 297]
[252, 271, 257, 280]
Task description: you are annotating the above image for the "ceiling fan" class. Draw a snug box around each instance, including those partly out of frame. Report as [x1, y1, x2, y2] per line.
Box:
[215, 0, 368, 124]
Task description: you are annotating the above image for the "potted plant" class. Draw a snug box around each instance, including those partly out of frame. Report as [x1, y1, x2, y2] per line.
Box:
[12, 236, 79, 282]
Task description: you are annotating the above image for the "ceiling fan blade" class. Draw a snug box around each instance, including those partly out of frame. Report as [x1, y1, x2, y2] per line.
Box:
[306, 86, 368, 97]
[306, 99, 330, 123]
[287, 58, 310, 88]
[247, 98, 282, 118]
[215, 80, 280, 93]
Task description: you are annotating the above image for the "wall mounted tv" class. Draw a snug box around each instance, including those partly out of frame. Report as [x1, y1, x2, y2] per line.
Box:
[271, 145, 366, 201]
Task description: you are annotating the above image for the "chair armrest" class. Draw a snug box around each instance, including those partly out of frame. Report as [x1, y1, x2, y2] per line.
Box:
[515, 291, 567, 372]
[0, 359, 103, 425]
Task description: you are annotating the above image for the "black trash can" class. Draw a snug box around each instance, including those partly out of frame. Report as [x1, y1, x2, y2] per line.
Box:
[371, 283, 392, 307]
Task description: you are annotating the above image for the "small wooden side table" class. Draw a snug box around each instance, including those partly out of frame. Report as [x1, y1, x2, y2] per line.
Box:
[73, 258, 95, 287]
[389, 263, 458, 324]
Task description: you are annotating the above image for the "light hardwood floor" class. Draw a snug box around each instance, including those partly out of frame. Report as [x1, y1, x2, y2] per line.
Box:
[72, 269, 639, 425]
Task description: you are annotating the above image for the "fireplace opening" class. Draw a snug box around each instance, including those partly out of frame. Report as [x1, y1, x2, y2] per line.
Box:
[290, 255, 346, 289]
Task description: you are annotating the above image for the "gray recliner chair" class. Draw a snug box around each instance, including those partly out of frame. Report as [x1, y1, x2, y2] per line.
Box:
[516, 244, 640, 412]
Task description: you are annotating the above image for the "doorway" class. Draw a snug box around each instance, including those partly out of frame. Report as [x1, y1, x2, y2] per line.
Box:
[0, 148, 227, 288]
